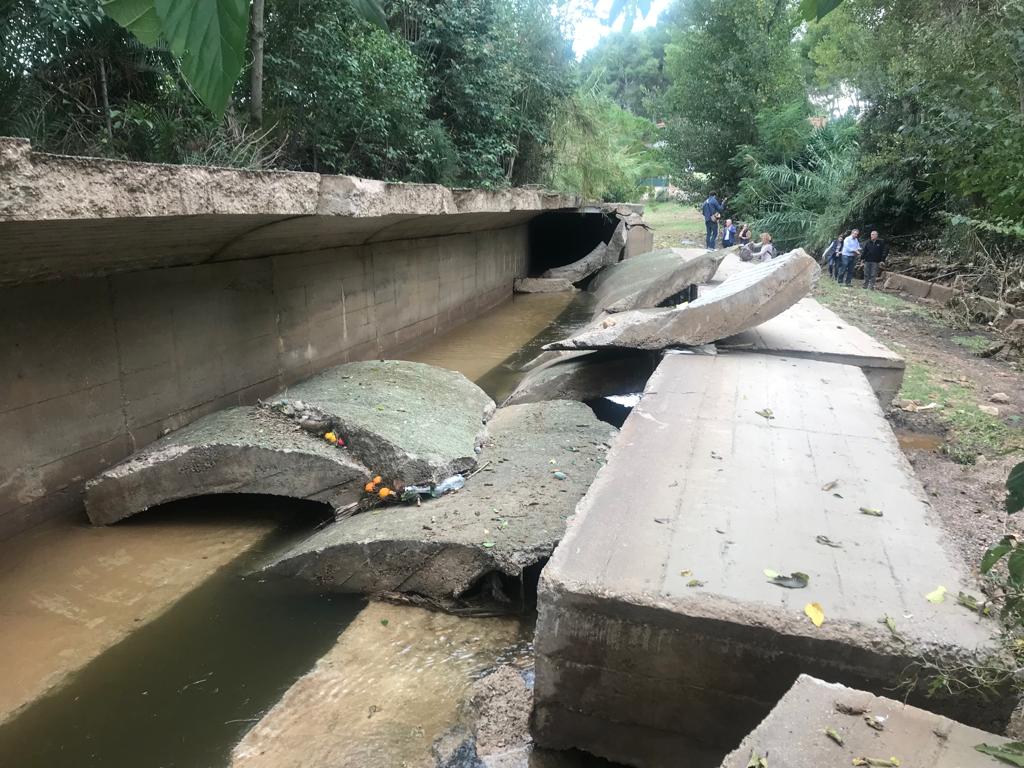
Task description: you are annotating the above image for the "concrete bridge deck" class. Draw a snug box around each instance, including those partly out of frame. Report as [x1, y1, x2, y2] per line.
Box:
[532, 353, 1004, 768]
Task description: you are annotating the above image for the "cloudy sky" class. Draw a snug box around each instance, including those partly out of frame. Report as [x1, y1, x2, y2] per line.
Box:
[567, 0, 673, 58]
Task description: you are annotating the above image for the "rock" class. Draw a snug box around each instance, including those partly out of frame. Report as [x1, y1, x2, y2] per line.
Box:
[588, 248, 724, 315]
[503, 350, 659, 406]
[469, 666, 532, 757]
[991, 392, 1011, 404]
[541, 221, 626, 283]
[544, 249, 820, 351]
[84, 407, 366, 525]
[513, 277, 576, 294]
[264, 400, 614, 603]
[979, 404, 1001, 416]
[266, 360, 494, 483]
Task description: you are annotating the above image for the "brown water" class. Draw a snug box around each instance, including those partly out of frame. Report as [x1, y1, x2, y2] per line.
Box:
[0, 292, 596, 768]
[896, 430, 944, 452]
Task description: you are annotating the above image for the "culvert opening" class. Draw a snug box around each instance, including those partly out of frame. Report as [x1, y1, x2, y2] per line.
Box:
[527, 210, 618, 276]
[117, 493, 336, 529]
[584, 394, 641, 429]
[438, 560, 549, 616]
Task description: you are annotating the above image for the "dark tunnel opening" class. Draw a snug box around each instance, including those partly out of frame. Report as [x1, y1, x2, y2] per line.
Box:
[527, 211, 618, 276]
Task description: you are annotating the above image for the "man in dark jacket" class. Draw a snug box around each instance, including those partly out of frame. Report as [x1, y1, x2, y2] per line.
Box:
[702, 192, 725, 250]
[861, 230, 888, 289]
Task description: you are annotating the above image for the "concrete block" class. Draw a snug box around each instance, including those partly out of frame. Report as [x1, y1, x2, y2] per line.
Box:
[720, 675, 1012, 768]
[533, 353, 1007, 768]
[589, 248, 723, 315]
[883, 273, 934, 299]
[503, 350, 659, 406]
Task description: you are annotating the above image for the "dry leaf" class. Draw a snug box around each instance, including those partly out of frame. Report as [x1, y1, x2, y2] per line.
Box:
[826, 727, 844, 746]
[755, 408, 775, 420]
[816, 535, 843, 548]
[835, 702, 868, 716]
[926, 586, 947, 604]
[822, 480, 839, 491]
[805, 602, 825, 627]
[864, 714, 887, 731]
[859, 507, 884, 517]
[687, 579, 705, 588]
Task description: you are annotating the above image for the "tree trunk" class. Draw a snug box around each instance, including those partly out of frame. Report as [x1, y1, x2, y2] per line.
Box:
[99, 57, 113, 144]
[249, 0, 265, 127]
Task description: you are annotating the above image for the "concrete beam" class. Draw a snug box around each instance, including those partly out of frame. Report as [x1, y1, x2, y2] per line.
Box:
[721, 675, 1012, 768]
[533, 353, 1006, 768]
[589, 248, 724, 315]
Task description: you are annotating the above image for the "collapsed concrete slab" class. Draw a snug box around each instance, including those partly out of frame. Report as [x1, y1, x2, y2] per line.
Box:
[502, 350, 659, 407]
[719, 297, 906, 405]
[532, 353, 1005, 768]
[541, 221, 626, 283]
[84, 407, 366, 525]
[265, 401, 614, 603]
[266, 360, 494, 484]
[720, 675, 1011, 768]
[589, 248, 724, 315]
[514, 277, 576, 294]
[544, 249, 819, 351]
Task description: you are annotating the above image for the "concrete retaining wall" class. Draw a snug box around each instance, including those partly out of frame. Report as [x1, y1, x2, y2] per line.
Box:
[0, 138, 588, 538]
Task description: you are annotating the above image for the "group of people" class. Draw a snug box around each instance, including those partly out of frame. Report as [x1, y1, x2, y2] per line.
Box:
[821, 228, 889, 289]
[702, 192, 777, 261]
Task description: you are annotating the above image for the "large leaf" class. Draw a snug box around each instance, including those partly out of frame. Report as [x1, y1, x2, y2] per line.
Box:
[981, 536, 1015, 574]
[975, 741, 1024, 767]
[1008, 549, 1024, 589]
[155, 0, 249, 116]
[1007, 461, 1024, 514]
[800, 0, 845, 22]
[100, 0, 161, 45]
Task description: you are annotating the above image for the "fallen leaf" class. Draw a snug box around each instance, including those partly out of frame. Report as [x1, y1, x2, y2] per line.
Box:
[881, 615, 898, 636]
[864, 714, 887, 731]
[859, 507, 884, 517]
[957, 592, 990, 615]
[680, 569, 692, 577]
[835, 702, 868, 716]
[852, 759, 900, 767]
[380, 619, 389, 627]
[746, 751, 769, 768]
[755, 408, 775, 420]
[769, 571, 810, 589]
[805, 602, 825, 627]
[763, 568, 780, 579]
[833, 493, 844, 499]
[654, 517, 670, 524]
[822, 480, 839, 491]
[926, 585, 948, 604]
[710, 450, 723, 460]
[975, 741, 1024, 766]
[482, 541, 495, 548]
[687, 579, 706, 588]
[826, 727, 844, 746]
[816, 535, 843, 548]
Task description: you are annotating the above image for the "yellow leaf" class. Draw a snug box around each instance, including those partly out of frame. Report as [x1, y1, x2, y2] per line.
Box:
[926, 586, 947, 604]
[805, 602, 825, 627]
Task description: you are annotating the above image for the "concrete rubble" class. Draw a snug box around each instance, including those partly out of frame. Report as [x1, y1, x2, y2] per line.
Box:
[588, 248, 724, 315]
[265, 400, 614, 603]
[502, 350, 659, 407]
[720, 674, 1012, 768]
[532, 353, 1007, 768]
[541, 221, 627, 283]
[513, 277, 576, 294]
[85, 360, 494, 525]
[545, 249, 820, 351]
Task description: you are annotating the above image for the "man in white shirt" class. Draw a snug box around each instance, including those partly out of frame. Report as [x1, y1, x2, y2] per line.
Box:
[840, 229, 862, 286]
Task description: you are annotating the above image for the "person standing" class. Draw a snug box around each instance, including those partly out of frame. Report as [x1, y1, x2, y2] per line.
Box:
[722, 218, 737, 248]
[840, 228, 862, 286]
[702, 192, 725, 250]
[861, 230, 888, 289]
[738, 222, 751, 249]
[821, 231, 844, 280]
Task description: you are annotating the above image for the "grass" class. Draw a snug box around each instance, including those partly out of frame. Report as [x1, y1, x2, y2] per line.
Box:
[814, 276, 940, 321]
[642, 201, 706, 249]
[952, 334, 994, 353]
[898, 361, 1021, 463]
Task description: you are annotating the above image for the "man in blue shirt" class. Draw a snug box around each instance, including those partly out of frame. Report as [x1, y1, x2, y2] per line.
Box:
[702, 192, 725, 250]
[840, 228, 862, 286]
[722, 218, 737, 248]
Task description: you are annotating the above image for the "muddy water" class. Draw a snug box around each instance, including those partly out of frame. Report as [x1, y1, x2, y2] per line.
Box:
[0, 291, 593, 768]
[896, 430, 945, 452]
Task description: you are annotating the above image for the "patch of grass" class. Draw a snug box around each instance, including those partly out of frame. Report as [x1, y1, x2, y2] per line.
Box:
[814, 278, 939, 321]
[642, 201, 705, 249]
[897, 361, 1021, 463]
[952, 334, 993, 353]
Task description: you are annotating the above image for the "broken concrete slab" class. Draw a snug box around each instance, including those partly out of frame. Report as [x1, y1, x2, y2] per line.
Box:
[503, 350, 659, 407]
[266, 360, 494, 484]
[542, 221, 626, 283]
[514, 277, 576, 294]
[720, 674, 1012, 768]
[719, 297, 905, 405]
[532, 353, 1006, 768]
[84, 407, 365, 525]
[266, 400, 614, 603]
[589, 248, 724, 315]
[544, 249, 819, 351]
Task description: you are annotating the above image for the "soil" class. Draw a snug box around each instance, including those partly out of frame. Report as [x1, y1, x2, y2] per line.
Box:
[814, 278, 1024, 579]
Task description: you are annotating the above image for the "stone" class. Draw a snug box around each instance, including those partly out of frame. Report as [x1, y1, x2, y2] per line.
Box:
[532, 354, 1006, 768]
[514, 277, 576, 294]
[991, 392, 1011, 404]
[502, 350, 659, 407]
[265, 400, 614, 603]
[266, 360, 495, 484]
[84, 407, 366, 525]
[588, 248, 725, 315]
[544, 249, 819, 351]
[720, 675, 1012, 768]
[542, 221, 626, 283]
[979, 404, 1001, 416]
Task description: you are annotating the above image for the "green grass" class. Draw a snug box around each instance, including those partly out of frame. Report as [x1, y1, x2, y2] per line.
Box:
[952, 334, 994, 353]
[642, 201, 706, 249]
[814, 277, 939, 321]
[898, 361, 1020, 463]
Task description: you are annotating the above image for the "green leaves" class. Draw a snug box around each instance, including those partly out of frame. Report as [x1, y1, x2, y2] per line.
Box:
[975, 741, 1024, 766]
[799, 0, 845, 22]
[981, 536, 1016, 574]
[100, 0, 160, 44]
[1006, 461, 1024, 515]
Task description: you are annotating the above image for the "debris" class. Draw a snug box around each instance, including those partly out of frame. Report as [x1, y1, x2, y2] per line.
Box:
[852, 758, 900, 767]
[816, 535, 843, 548]
[893, 400, 941, 413]
[746, 750, 768, 768]
[825, 727, 844, 746]
[991, 392, 1011, 404]
[552, 471, 567, 480]
[654, 518, 671, 524]
[433, 474, 466, 496]
[768, 571, 809, 589]
[763, 569, 779, 579]
[755, 408, 775, 421]
[979, 404, 1001, 417]
[864, 714, 887, 731]
[378, 487, 395, 500]
[687, 579, 706, 588]
[925, 585, 947, 604]
[880, 615, 899, 637]
[859, 507, 884, 517]
[957, 591, 990, 615]
[835, 702, 868, 716]
[804, 602, 825, 627]
[975, 741, 1024, 766]
[822, 480, 839, 492]
[482, 541, 495, 549]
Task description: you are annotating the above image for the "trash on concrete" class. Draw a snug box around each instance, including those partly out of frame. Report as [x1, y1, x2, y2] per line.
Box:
[804, 602, 826, 627]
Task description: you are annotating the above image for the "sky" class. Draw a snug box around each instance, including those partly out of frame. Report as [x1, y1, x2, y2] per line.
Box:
[567, 0, 674, 59]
